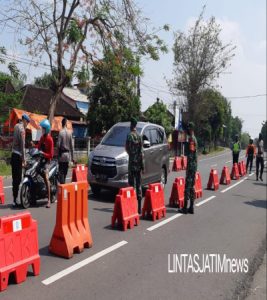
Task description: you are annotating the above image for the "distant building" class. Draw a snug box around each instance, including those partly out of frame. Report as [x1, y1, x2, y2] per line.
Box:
[21, 85, 87, 138]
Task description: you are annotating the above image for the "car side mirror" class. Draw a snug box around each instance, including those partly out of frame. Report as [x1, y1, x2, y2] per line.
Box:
[143, 140, 151, 148]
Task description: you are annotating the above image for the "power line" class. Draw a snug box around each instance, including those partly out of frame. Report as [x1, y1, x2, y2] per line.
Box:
[226, 94, 266, 99]
[0, 52, 51, 69]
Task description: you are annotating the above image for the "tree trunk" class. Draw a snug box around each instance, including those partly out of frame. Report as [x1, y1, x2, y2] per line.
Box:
[48, 88, 63, 123]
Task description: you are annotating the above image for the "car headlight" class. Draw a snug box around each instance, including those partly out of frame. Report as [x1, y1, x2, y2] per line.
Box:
[116, 157, 128, 166]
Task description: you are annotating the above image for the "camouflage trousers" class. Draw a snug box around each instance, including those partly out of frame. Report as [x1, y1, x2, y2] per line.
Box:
[184, 169, 196, 209]
[128, 170, 142, 202]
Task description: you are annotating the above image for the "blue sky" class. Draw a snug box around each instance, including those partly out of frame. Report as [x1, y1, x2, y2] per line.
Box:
[138, 0, 266, 138]
[0, 0, 266, 138]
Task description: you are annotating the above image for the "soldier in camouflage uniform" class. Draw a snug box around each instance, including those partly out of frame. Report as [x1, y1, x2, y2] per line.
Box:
[179, 122, 198, 214]
[125, 117, 144, 214]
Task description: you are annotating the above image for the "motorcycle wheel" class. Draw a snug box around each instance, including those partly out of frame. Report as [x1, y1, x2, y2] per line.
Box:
[20, 183, 31, 209]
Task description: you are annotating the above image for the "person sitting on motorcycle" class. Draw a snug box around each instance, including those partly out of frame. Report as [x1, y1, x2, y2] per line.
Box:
[32, 119, 54, 208]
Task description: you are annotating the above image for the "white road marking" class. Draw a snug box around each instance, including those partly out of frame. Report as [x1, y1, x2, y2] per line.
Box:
[220, 177, 248, 193]
[249, 173, 255, 177]
[42, 240, 128, 285]
[225, 160, 232, 164]
[4, 185, 12, 189]
[196, 196, 216, 207]
[66, 177, 71, 180]
[147, 213, 183, 231]
[211, 164, 217, 167]
[199, 152, 231, 162]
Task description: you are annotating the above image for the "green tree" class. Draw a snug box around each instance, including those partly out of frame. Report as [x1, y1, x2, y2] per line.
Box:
[144, 98, 173, 135]
[0, 73, 23, 122]
[88, 48, 141, 136]
[230, 116, 243, 141]
[169, 6, 235, 123]
[197, 88, 231, 149]
[0, 46, 26, 89]
[3, 1, 168, 122]
[240, 132, 250, 149]
[34, 72, 56, 89]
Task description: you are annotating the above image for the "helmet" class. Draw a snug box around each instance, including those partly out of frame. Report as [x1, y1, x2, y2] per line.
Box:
[40, 119, 51, 134]
[22, 113, 30, 123]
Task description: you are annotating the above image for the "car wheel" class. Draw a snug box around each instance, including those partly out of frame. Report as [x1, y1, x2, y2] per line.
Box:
[20, 183, 31, 209]
[160, 167, 167, 188]
[91, 184, 102, 196]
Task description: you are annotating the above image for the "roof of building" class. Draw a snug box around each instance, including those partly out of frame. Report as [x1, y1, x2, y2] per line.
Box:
[63, 87, 88, 103]
[21, 85, 83, 119]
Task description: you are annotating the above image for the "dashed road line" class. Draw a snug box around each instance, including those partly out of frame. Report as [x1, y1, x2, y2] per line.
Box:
[196, 196, 216, 207]
[147, 213, 183, 231]
[220, 177, 248, 193]
[147, 196, 217, 232]
[225, 160, 232, 164]
[4, 185, 12, 189]
[42, 240, 128, 285]
[211, 164, 217, 167]
[249, 173, 255, 177]
[199, 152, 231, 162]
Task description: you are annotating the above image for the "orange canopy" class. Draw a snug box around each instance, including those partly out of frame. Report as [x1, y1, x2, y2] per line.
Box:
[3, 108, 73, 134]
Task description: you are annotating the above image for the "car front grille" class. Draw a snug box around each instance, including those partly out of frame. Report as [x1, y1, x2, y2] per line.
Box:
[91, 156, 117, 178]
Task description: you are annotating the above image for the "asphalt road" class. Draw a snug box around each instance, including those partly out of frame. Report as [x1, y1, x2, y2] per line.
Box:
[0, 150, 266, 300]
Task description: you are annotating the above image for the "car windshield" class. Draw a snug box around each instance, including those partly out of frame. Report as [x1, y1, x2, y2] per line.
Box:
[101, 126, 142, 147]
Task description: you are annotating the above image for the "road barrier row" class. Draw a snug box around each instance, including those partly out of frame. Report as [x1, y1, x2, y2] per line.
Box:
[0, 161, 249, 292]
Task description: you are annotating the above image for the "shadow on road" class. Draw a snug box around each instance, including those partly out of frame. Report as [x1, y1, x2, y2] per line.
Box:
[39, 245, 58, 258]
[89, 191, 116, 203]
[253, 182, 267, 187]
[244, 200, 267, 209]
[93, 207, 113, 213]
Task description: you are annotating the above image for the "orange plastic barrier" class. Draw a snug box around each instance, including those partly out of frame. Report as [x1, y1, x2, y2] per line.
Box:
[231, 163, 240, 180]
[241, 161, 247, 175]
[207, 169, 219, 191]
[0, 176, 4, 204]
[238, 162, 244, 177]
[220, 166, 231, 185]
[181, 156, 187, 170]
[72, 164, 88, 182]
[169, 177, 185, 208]
[172, 157, 182, 171]
[49, 182, 93, 258]
[194, 172, 203, 198]
[111, 187, 140, 231]
[0, 212, 40, 292]
[142, 183, 166, 221]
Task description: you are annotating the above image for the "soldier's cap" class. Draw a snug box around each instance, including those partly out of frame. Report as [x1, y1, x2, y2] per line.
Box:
[130, 117, 138, 127]
[187, 122, 195, 130]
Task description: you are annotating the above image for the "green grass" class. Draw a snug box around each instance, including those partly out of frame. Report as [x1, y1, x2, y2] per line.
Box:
[76, 155, 88, 165]
[0, 161, 11, 176]
[0, 149, 11, 160]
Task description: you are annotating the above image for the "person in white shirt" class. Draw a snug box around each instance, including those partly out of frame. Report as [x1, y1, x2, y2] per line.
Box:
[256, 133, 264, 181]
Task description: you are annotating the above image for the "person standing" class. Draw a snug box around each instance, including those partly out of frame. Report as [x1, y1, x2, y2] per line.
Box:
[125, 117, 144, 214]
[256, 133, 264, 181]
[11, 114, 30, 207]
[33, 119, 54, 208]
[179, 122, 198, 214]
[245, 138, 256, 174]
[57, 118, 74, 184]
[232, 134, 241, 164]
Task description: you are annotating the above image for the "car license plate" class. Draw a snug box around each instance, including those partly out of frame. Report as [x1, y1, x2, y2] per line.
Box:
[96, 174, 108, 182]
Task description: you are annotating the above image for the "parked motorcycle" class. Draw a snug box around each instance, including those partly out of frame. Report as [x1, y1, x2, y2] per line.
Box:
[20, 148, 58, 208]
